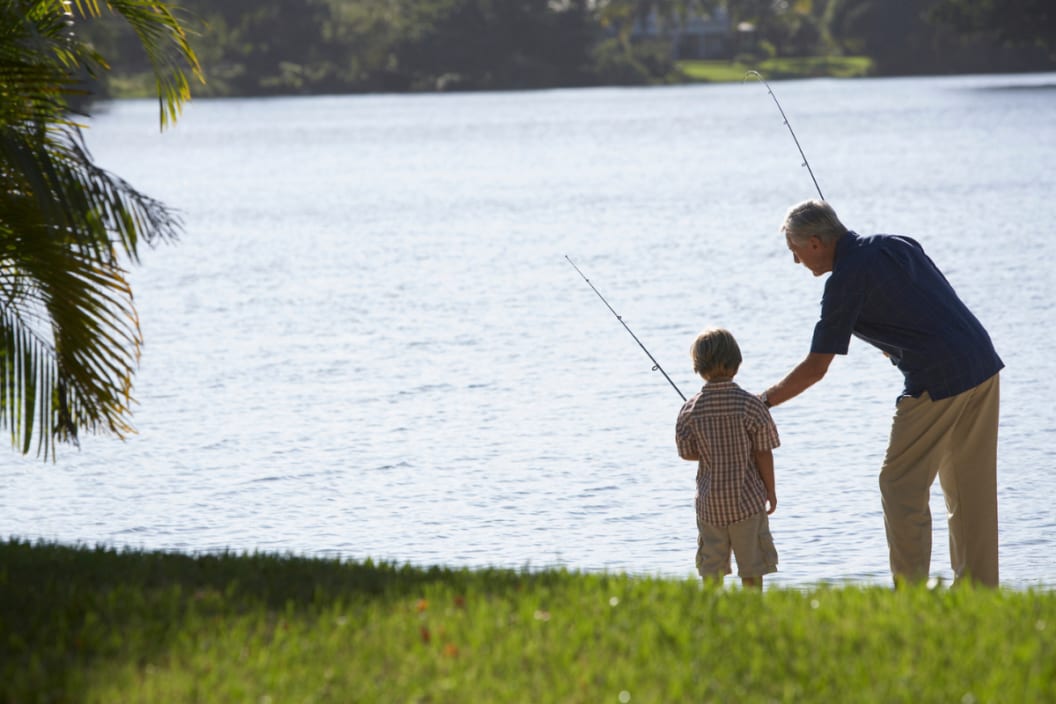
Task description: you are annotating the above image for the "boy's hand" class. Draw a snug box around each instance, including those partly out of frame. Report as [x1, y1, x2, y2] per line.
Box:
[766, 492, 777, 515]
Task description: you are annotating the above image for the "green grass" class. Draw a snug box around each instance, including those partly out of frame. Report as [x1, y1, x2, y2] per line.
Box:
[679, 55, 874, 83]
[1, 539, 1053, 703]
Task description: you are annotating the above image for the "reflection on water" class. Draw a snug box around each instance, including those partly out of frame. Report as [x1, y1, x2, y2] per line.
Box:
[2, 73, 1054, 588]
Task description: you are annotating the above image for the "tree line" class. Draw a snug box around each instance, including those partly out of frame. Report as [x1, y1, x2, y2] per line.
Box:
[83, 0, 1056, 98]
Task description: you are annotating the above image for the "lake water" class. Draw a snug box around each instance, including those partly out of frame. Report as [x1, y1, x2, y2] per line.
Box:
[2, 73, 1054, 589]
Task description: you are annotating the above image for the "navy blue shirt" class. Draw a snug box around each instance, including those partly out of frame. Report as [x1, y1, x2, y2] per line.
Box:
[811, 232, 1003, 400]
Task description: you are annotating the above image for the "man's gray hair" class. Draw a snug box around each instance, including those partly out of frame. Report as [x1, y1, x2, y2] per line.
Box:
[782, 199, 847, 245]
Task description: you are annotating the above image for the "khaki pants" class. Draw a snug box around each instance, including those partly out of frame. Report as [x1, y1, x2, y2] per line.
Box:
[878, 374, 1000, 587]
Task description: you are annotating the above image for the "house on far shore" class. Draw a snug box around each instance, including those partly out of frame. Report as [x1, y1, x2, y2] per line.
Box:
[630, 6, 734, 60]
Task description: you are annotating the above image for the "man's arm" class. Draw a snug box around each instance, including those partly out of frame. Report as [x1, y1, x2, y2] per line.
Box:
[753, 448, 776, 514]
[764, 352, 835, 407]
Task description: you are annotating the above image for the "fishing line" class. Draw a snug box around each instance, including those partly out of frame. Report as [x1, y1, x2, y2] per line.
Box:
[565, 255, 686, 402]
[745, 70, 824, 201]
[566, 74, 818, 403]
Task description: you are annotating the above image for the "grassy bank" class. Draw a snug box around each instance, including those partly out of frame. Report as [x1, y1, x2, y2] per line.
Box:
[1, 539, 1052, 703]
[679, 56, 874, 83]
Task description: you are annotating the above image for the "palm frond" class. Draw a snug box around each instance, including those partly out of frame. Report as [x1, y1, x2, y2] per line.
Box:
[1, 0, 199, 458]
[70, 0, 204, 129]
[0, 296, 57, 454]
[0, 202, 142, 457]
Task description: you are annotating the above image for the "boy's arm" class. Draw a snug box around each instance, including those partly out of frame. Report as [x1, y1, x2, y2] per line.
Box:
[676, 413, 699, 461]
[753, 449, 776, 514]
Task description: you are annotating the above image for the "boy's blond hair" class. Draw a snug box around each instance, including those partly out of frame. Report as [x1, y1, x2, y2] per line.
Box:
[691, 328, 742, 380]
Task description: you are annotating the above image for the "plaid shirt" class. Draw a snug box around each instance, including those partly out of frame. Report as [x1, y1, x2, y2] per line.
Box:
[676, 381, 780, 526]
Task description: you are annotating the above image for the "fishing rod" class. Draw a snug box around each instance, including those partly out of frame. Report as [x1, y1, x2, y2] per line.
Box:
[565, 255, 686, 402]
[745, 70, 825, 201]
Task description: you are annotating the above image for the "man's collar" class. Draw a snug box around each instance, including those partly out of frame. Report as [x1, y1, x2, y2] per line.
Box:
[831, 231, 856, 271]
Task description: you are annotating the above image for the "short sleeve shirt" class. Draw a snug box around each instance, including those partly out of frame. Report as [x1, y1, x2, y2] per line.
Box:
[811, 232, 1003, 400]
[675, 381, 780, 526]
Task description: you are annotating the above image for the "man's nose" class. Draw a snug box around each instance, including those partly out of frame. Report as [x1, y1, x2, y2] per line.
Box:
[793, 253, 801, 264]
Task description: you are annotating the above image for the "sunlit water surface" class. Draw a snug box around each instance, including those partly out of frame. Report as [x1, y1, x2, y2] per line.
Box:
[2, 73, 1054, 589]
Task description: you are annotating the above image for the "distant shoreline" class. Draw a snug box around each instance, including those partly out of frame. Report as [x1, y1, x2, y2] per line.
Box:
[101, 57, 1056, 100]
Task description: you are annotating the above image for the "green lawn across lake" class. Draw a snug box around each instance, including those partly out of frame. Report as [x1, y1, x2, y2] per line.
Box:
[679, 56, 874, 82]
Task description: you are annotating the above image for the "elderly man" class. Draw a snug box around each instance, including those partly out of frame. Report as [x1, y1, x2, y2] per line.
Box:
[761, 200, 1003, 587]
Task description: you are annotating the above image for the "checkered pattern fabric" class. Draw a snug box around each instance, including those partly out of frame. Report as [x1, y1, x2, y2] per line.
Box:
[676, 381, 780, 526]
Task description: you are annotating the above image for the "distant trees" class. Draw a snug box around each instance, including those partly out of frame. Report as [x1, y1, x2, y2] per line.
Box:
[824, 0, 937, 74]
[90, 0, 670, 95]
[0, 1, 200, 458]
[76, 0, 1056, 99]
[391, 0, 599, 90]
[929, 0, 1056, 57]
[825, 0, 1056, 75]
[724, 0, 828, 59]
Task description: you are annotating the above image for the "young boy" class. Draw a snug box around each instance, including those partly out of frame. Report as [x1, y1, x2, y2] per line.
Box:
[675, 328, 780, 589]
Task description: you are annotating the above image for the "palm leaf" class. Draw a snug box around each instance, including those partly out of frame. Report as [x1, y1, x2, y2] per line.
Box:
[0, 0, 200, 458]
[69, 0, 204, 128]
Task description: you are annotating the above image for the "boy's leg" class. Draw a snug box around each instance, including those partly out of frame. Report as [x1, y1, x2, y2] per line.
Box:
[696, 518, 732, 582]
[879, 391, 961, 584]
[937, 374, 1000, 587]
[729, 512, 778, 584]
